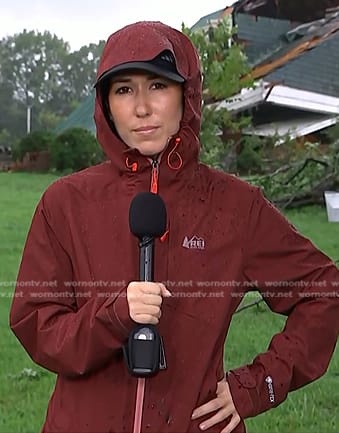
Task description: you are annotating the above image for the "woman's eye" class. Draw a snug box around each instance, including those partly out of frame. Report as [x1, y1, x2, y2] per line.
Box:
[115, 86, 131, 95]
[151, 82, 167, 90]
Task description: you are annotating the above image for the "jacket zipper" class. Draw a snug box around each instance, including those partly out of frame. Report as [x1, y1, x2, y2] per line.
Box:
[132, 156, 160, 433]
[150, 158, 159, 194]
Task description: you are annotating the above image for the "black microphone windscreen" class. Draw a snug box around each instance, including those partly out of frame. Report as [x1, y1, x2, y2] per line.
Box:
[129, 192, 167, 238]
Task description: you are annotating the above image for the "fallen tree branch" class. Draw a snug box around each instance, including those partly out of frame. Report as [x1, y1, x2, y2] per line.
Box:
[245, 146, 338, 209]
[284, 158, 329, 185]
[274, 173, 338, 209]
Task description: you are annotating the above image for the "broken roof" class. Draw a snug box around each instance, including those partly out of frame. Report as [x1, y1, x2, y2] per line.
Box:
[243, 11, 339, 96]
[191, 2, 339, 98]
[234, 0, 339, 22]
[235, 13, 295, 65]
[265, 34, 339, 97]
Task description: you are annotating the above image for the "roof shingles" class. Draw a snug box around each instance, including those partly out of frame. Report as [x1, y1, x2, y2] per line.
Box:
[266, 35, 339, 96]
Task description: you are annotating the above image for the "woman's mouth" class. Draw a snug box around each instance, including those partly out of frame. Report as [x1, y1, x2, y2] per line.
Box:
[133, 126, 159, 134]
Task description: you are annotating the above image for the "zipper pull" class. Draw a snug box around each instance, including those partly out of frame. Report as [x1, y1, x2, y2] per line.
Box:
[150, 159, 159, 193]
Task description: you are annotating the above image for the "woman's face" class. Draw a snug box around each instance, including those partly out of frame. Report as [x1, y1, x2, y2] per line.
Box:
[107, 71, 183, 156]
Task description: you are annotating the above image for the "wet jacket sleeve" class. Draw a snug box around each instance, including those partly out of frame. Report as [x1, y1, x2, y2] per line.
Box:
[9, 193, 136, 377]
[227, 187, 339, 419]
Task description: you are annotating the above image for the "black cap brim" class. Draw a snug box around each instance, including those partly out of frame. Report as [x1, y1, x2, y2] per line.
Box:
[95, 61, 185, 87]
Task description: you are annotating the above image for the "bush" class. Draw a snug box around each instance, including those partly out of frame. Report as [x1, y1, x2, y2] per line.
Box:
[50, 128, 104, 172]
[236, 135, 264, 175]
[13, 131, 55, 161]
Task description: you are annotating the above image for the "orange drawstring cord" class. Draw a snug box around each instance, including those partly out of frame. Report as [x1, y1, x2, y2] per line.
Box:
[167, 137, 183, 170]
[125, 157, 138, 172]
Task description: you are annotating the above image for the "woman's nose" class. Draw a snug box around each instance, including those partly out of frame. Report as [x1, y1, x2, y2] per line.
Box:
[134, 90, 151, 117]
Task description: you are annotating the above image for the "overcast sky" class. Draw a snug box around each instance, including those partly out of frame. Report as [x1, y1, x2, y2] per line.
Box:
[0, 0, 233, 51]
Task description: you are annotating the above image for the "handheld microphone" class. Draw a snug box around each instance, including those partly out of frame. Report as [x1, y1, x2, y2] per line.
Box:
[129, 192, 167, 282]
[124, 192, 167, 377]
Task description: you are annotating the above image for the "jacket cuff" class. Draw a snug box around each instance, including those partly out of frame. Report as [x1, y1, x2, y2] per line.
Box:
[227, 368, 259, 419]
[106, 289, 136, 340]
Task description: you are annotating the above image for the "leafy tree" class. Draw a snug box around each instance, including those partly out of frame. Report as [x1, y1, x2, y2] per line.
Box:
[0, 30, 70, 139]
[0, 30, 69, 109]
[0, 31, 104, 139]
[62, 41, 105, 102]
[0, 77, 27, 138]
[183, 18, 254, 169]
[45, 40, 105, 119]
[37, 111, 64, 131]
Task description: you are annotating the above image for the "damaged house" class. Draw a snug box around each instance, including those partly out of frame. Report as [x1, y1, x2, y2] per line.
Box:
[195, 0, 339, 144]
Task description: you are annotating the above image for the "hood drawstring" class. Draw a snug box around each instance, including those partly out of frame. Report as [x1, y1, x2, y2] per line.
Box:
[161, 137, 183, 243]
[125, 157, 138, 172]
[167, 137, 183, 170]
[125, 137, 183, 175]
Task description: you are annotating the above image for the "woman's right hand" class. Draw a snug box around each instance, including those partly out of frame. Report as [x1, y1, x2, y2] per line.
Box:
[127, 282, 172, 324]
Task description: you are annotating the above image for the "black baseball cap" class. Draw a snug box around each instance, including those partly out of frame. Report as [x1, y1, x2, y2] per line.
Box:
[95, 50, 185, 86]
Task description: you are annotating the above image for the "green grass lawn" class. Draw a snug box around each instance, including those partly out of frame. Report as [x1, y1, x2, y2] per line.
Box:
[0, 172, 338, 433]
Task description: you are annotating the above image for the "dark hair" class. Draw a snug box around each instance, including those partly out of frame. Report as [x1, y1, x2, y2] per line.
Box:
[98, 80, 117, 134]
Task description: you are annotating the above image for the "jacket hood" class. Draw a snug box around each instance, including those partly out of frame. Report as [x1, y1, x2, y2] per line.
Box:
[94, 21, 202, 173]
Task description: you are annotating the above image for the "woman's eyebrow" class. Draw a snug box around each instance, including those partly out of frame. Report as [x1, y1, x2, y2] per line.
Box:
[111, 74, 164, 85]
[111, 77, 132, 84]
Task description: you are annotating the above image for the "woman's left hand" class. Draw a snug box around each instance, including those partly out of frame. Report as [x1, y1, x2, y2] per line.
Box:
[191, 379, 241, 432]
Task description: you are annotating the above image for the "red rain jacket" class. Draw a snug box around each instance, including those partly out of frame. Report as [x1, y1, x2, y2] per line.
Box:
[10, 21, 339, 433]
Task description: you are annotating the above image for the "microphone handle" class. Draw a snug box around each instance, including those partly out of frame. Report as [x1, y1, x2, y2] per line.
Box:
[139, 236, 154, 282]
[123, 235, 165, 377]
